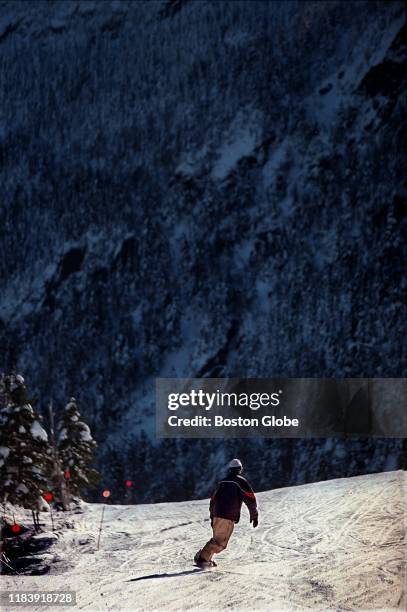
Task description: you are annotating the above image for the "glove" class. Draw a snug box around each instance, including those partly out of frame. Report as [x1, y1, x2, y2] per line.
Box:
[251, 516, 258, 528]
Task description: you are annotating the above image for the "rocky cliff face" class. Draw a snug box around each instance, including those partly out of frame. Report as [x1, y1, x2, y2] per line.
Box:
[0, 1, 405, 502]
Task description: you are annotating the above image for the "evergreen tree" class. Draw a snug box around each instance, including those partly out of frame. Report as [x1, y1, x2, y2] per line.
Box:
[0, 373, 52, 511]
[47, 400, 70, 510]
[58, 398, 100, 498]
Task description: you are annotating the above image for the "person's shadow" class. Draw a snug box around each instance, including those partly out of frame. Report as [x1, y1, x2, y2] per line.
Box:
[127, 568, 204, 581]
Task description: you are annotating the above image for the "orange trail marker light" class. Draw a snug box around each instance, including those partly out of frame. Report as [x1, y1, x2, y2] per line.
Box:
[102, 490, 110, 499]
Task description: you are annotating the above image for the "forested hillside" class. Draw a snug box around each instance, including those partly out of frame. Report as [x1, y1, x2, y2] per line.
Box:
[0, 0, 405, 502]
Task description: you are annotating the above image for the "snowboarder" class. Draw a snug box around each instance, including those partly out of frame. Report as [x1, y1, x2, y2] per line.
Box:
[194, 458, 258, 567]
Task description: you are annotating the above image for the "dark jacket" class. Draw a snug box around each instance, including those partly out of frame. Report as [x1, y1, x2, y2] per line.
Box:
[209, 472, 258, 524]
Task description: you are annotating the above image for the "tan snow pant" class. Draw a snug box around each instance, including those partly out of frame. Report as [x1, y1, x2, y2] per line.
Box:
[200, 517, 235, 561]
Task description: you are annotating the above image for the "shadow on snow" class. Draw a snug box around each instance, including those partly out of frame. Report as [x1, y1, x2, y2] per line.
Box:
[127, 568, 205, 581]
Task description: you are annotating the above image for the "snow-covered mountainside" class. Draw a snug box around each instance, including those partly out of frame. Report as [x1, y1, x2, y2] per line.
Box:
[2, 471, 405, 610]
[0, 1, 406, 500]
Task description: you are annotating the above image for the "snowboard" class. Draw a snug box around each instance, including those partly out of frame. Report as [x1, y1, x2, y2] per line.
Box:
[194, 549, 217, 568]
[193, 559, 217, 569]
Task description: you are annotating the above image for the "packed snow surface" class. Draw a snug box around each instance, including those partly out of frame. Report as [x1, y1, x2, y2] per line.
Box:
[2, 471, 405, 611]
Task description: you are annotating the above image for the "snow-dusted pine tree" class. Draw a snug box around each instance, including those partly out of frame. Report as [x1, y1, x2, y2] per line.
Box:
[0, 373, 52, 511]
[58, 398, 100, 498]
[47, 400, 70, 510]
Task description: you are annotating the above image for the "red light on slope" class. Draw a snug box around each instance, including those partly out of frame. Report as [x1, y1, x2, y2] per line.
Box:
[11, 523, 21, 534]
[125, 480, 133, 488]
[102, 490, 110, 498]
[43, 492, 53, 502]
[64, 471, 71, 479]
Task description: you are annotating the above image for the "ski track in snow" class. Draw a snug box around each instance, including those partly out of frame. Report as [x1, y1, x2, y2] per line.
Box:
[2, 471, 405, 611]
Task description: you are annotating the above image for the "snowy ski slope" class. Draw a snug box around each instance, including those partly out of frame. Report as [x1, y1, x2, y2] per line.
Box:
[2, 471, 405, 611]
